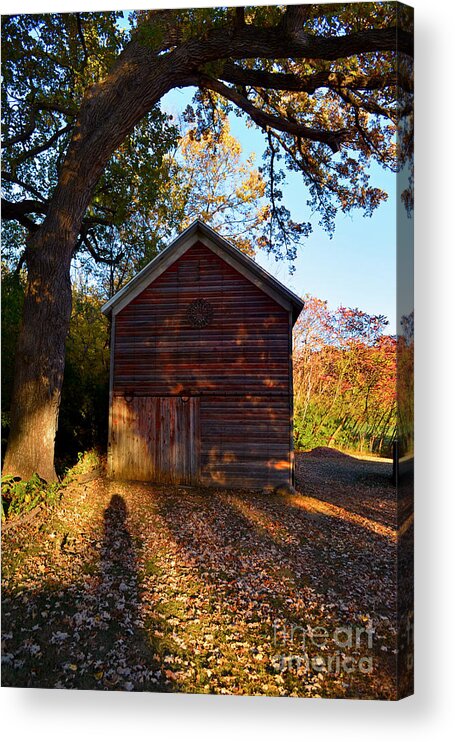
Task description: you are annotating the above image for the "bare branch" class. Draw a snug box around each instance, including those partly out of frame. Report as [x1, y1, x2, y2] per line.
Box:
[1, 171, 47, 202]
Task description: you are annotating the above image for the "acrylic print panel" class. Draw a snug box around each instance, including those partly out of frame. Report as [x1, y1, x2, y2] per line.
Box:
[1, 2, 414, 700]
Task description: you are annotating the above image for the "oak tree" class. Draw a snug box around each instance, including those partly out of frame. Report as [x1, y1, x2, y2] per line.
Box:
[1, 4, 413, 480]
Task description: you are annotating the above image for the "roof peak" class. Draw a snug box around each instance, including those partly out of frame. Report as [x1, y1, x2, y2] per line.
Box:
[101, 220, 304, 323]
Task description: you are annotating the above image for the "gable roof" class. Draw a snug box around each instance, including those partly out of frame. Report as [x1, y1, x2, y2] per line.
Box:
[101, 219, 304, 324]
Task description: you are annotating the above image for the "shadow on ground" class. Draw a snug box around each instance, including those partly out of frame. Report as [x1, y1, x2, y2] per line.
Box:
[2, 449, 413, 698]
[2, 494, 174, 691]
[295, 447, 412, 529]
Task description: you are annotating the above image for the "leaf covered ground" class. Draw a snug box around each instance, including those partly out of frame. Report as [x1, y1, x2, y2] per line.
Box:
[1, 450, 413, 699]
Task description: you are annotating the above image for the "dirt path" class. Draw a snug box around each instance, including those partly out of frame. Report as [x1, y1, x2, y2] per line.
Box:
[2, 450, 411, 698]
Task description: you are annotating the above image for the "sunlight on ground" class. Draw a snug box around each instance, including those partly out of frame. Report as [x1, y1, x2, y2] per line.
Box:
[287, 494, 397, 542]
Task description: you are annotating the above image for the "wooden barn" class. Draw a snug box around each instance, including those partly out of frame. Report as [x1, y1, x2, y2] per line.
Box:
[101, 220, 304, 491]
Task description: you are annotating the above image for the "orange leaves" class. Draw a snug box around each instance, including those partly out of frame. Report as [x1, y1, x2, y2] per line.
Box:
[293, 295, 396, 455]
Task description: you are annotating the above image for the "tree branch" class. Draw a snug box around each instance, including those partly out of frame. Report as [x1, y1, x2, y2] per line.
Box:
[1, 198, 44, 231]
[339, 87, 394, 121]
[234, 7, 245, 30]
[1, 171, 47, 201]
[266, 129, 290, 245]
[1, 198, 48, 218]
[220, 62, 409, 95]
[2, 109, 39, 148]
[82, 214, 113, 228]
[190, 74, 348, 153]
[280, 4, 313, 34]
[194, 22, 414, 63]
[2, 102, 76, 149]
[13, 124, 73, 166]
[80, 227, 124, 265]
[1, 195, 113, 234]
[75, 13, 89, 68]
[82, 234, 111, 264]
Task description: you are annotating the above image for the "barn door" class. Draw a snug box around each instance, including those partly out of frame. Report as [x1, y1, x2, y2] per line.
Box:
[154, 397, 200, 485]
[110, 396, 200, 484]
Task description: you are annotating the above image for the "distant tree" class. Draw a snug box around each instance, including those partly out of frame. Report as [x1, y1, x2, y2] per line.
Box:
[293, 296, 396, 454]
[169, 114, 269, 255]
[56, 285, 110, 466]
[1, 266, 25, 452]
[397, 310, 414, 455]
[86, 114, 270, 297]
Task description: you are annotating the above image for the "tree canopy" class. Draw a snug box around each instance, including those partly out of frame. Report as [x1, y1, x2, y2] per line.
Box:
[2, 4, 413, 269]
[1, 12, 179, 276]
[293, 295, 396, 453]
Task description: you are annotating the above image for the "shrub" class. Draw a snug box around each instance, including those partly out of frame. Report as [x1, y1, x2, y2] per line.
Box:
[1, 473, 61, 520]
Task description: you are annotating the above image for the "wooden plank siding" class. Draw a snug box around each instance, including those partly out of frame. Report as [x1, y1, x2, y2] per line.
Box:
[110, 240, 293, 489]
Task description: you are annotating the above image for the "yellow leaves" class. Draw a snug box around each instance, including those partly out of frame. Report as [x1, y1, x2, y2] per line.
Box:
[180, 121, 241, 166]
[234, 170, 266, 202]
[164, 115, 267, 256]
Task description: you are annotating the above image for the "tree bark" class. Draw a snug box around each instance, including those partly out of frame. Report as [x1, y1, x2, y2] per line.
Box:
[3, 235, 73, 481]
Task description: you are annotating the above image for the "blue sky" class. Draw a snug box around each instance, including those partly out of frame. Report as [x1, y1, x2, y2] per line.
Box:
[162, 86, 400, 334]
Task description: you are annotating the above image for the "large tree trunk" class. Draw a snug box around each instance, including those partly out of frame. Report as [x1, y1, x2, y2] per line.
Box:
[3, 240, 73, 481]
[2, 39, 186, 480]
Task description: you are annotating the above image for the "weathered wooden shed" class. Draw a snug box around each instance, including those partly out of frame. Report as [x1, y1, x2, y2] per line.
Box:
[101, 220, 303, 490]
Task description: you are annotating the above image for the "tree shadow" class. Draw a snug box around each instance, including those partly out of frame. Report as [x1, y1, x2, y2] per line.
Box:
[2, 495, 175, 692]
[155, 487, 396, 616]
[295, 449, 399, 529]
[2, 483, 405, 699]
[152, 486, 399, 699]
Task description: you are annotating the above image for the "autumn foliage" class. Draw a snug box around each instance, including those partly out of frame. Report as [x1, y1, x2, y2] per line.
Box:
[293, 296, 397, 456]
